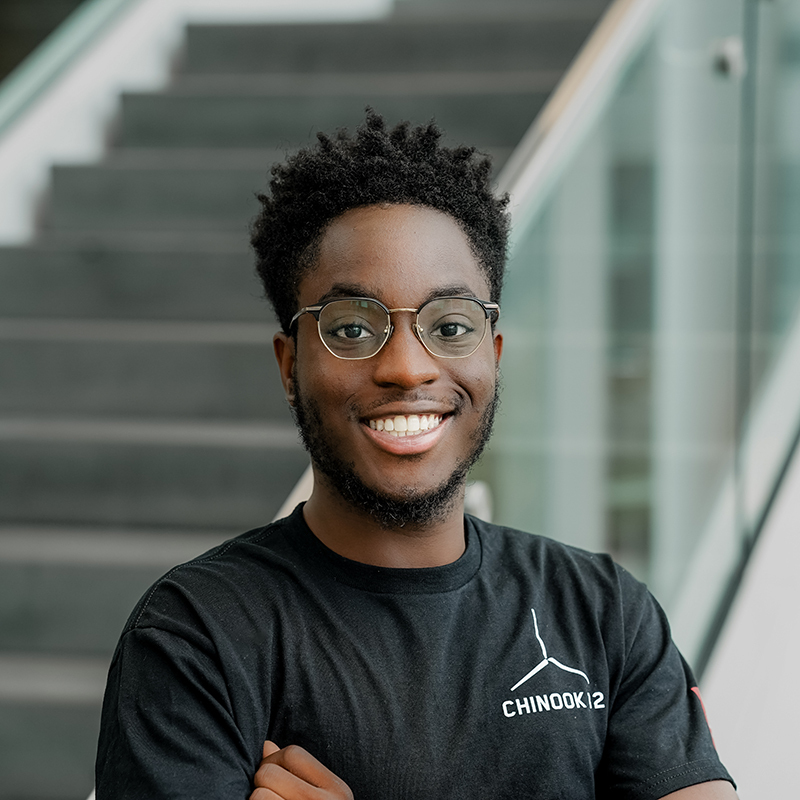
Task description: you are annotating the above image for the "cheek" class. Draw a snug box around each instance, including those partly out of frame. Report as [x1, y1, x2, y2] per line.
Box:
[451, 361, 497, 405]
[294, 350, 364, 414]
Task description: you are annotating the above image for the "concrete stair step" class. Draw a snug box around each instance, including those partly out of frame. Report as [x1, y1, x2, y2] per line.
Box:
[0, 319, 286, 419]
[180, 18, 596, 75]
[0, 418, 307, 528]
[2, 563, 151, 654]
[0, 652, 107, 705]
[169, 71, 559, 96]
[44, 160, 272, 232]
[0, 692, 99, 800]
[0, 244, 265, 321]
[114, 90, 547, 149]
[0, 527, 234, 654]
[42, 142, 511, 230]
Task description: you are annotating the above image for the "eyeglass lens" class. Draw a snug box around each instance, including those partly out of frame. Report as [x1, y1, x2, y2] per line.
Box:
[317, 298, 489, 360]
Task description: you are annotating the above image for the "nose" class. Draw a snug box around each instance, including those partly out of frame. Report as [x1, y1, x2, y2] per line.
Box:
[371, 315, 440, 388]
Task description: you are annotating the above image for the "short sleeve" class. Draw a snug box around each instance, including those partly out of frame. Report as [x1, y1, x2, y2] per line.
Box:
[596, 576, 734, 799]
[95, 625, 256, 799]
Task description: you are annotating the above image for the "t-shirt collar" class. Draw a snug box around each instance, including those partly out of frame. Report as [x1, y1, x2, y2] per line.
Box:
[284, 503, 482, 595]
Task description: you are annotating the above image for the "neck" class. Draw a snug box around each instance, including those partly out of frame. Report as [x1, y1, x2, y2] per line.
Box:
[301, 470, 467, 568]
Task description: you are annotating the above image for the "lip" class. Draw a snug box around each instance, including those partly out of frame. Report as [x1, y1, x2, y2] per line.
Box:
[361, 414, 452, 455]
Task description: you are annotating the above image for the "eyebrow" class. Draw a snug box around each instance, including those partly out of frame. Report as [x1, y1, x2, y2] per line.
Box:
[315, 283, 479, 305]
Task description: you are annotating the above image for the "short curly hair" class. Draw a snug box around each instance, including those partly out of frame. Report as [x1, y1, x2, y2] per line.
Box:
[251, 110, 510, 334]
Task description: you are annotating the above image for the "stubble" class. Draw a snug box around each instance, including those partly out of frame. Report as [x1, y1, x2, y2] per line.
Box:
[291, 378, 499, 530]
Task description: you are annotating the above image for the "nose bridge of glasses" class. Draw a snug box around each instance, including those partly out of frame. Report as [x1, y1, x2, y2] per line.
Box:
[383, 307, 424, 344]
[373, 311, 440, 378]
[382, 307, 421, 344]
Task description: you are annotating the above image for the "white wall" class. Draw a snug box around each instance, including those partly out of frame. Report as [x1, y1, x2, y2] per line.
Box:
[702, 441, 800, 798]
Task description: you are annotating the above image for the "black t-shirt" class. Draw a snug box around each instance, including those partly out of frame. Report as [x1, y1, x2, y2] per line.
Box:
[96, 505, 733, 799]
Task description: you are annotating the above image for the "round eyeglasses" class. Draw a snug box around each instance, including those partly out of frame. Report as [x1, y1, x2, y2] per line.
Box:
[290, 296, 500, 360]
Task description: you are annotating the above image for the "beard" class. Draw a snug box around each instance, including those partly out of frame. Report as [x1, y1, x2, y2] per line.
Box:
[291, 379, 499, 530]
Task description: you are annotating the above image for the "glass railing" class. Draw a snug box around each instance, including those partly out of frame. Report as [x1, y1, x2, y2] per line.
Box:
[478, 0, 800, 672]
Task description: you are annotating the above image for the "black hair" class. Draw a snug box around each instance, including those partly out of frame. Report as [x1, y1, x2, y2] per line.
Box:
[251, 110, 510, 334]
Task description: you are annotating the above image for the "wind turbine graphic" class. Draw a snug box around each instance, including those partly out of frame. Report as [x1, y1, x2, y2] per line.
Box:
[510, 608, 590, 692]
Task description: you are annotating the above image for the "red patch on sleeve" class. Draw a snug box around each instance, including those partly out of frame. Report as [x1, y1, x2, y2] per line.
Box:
[691, 686, 716, 748]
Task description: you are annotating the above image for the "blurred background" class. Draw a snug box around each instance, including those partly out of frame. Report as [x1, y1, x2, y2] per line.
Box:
[0, 0, 797, 797]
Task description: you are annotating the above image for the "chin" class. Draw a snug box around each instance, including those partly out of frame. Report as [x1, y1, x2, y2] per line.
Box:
[330, 469, 466, 530]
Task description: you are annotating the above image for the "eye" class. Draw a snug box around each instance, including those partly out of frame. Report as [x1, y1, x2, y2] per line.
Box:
[326, 316, 376, 340]
[333, 323, 370, 339]
[430, 315, 475, 339]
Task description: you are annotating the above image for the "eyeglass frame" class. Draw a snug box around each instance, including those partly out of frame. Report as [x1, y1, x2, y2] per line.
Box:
[289, 295, 501, 360]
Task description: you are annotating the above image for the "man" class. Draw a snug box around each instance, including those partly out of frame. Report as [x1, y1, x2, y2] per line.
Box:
[96, 113, 736, 799]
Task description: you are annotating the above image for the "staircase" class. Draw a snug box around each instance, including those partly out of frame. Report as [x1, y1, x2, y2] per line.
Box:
[0, 2, 610, 797]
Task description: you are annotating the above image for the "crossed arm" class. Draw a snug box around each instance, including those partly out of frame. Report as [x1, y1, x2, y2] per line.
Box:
[249, 742, 738, 800]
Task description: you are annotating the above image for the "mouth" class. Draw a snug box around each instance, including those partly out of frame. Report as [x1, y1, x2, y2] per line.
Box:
[361, 411, 452, 455]
[367, 413, 444, 438]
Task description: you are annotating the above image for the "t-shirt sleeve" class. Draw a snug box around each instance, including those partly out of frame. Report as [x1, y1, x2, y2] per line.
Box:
[95, 624, 256, 799]
[595, 573, 735, 800]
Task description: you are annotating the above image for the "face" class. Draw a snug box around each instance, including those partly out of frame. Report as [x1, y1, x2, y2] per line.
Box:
[274, 204, 503, 528]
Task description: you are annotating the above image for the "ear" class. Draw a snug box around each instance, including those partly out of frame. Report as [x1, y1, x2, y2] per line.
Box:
[492, 330, 503, 365]
[273, 331, 296, 406]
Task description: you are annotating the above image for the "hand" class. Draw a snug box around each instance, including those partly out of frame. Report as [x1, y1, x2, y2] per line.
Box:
[250, 740, 354, 800]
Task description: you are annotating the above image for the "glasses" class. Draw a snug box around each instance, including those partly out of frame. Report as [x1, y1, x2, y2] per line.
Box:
[290, 296, 500, 360]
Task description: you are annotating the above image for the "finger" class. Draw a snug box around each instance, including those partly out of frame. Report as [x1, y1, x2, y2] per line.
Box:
[263, 740, 281, 759]
[259, 746, 352, 797]
[253, 761, 325, 798]
[249, 788, 284, 800]
[250, 788, 284, 800]
[261, 744, 340, 789]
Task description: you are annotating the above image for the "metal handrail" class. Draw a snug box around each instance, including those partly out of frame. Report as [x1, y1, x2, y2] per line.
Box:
[495, 0, 665, 226]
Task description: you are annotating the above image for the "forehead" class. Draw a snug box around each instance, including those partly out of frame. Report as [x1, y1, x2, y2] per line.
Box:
[299, 204, 489, 305]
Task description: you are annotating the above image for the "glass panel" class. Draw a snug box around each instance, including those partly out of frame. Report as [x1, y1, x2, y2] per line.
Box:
[479, 0, 800, 669]
[752, 0, 800, 383]
[741, 0, 800, 533]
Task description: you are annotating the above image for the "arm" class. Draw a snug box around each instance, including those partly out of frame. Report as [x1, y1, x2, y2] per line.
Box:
[96, 626, 256, 799]
[596, 570, 735, 797]
[663, 781, 738, 799]
[250, 741, 353, 800]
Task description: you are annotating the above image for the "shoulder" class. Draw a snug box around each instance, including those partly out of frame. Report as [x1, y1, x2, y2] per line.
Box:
[469, 515, 641, 596]
[468, 515, 658, 653]
[122, 509, 306, 635]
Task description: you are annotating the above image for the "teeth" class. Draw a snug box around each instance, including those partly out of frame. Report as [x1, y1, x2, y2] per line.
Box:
[368, 414, 442, 437]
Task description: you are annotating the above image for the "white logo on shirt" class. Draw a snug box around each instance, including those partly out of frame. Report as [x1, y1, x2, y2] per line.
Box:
[511, 607, 590, 691]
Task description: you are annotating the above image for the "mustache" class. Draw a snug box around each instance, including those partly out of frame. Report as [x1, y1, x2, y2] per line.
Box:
[353, 391, 467, 417]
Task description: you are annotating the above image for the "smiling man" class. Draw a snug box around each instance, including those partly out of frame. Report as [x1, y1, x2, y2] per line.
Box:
[95, 113, 736, 799]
